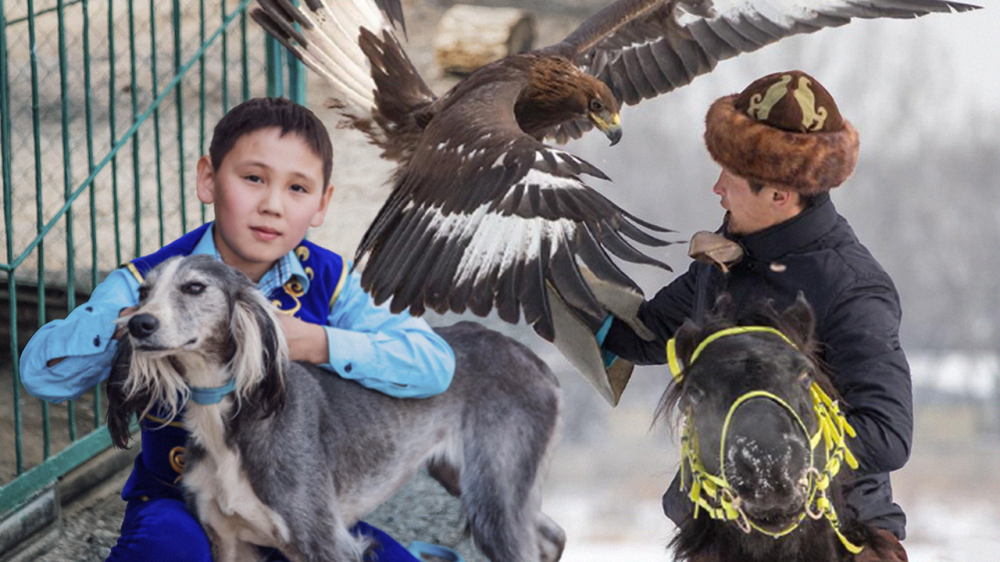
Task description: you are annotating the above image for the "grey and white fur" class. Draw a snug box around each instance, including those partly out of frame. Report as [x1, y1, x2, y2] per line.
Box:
[107, 254, 565, 562]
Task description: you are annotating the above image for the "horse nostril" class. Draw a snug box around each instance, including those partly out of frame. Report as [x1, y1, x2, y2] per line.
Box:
[128, 313, 160, 339]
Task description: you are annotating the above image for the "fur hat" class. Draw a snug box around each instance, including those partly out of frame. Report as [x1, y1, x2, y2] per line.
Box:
[704, 70, 860, 194]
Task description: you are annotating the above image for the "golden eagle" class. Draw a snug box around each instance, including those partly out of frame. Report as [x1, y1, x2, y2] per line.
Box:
[252, 0, 976, 404]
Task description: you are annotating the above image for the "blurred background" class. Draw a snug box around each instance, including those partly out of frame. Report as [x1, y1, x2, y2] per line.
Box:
[2, 0, 997, 560]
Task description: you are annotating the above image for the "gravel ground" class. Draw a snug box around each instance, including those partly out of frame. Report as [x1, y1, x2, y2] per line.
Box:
[30, 468, 488, 562]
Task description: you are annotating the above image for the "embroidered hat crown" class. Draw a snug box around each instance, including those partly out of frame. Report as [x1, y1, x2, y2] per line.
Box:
[734, 71, 844, 134]
[704, 70, 860, 194]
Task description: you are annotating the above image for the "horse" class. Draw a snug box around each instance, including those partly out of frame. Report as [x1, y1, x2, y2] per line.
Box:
[656, 295, 894, 562]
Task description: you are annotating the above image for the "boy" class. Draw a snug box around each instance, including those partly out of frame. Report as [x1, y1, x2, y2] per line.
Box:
[20, 97, 456, 562]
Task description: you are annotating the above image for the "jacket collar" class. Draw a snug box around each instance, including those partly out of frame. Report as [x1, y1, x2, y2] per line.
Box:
[726, 193, 838, 262]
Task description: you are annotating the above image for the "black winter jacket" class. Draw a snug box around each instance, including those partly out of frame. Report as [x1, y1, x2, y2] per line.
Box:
[603, 194, 913, 538]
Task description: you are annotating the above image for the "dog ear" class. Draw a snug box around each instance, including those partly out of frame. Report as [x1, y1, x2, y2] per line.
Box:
[106, 338, 140, 449]
[229, 286, 287, 418]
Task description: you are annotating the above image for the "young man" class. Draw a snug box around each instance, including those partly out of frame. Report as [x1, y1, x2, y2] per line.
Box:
[600, 71, 913, 561]
[20, 97, 456, 562]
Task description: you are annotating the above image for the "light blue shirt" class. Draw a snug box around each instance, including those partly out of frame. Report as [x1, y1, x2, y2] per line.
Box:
[19, 225, 455, 403]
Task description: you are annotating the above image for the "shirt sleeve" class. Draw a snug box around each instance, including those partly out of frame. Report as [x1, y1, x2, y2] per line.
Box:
[319, 268, 456, 398]
[822, 279, 913, 474]
[19, 269, 140, 403]
[601, 262, 700, 365]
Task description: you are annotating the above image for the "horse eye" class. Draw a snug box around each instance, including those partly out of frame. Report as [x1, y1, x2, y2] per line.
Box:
[182, 281, 206, 295]
[798, 371, 812, 389]
[684, 385, 705, 407]
[590, 99, 604, 112]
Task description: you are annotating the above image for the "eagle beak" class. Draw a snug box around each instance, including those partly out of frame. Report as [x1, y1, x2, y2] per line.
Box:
[591, 111, 622, 146]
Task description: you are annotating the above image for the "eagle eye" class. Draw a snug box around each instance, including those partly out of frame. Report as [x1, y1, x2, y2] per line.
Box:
[589, 99, 605, 113]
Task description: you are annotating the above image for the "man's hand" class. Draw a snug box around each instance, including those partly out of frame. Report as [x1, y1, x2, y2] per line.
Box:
[275, 313, 329, 365]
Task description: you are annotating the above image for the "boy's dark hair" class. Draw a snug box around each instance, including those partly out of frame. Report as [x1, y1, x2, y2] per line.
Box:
[209, 97, 333, 188]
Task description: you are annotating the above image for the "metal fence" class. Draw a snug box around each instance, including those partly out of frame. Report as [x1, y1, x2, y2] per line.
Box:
[0, 0, 303, 518]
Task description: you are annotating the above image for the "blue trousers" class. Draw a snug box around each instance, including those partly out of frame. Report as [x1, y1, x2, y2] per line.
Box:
[106, 497, 420, 562]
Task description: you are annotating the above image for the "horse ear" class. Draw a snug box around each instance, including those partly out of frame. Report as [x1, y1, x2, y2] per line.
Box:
[106, 338, 138, 449]
[673, 317, 703, 365]
[782, 292, 816, 346]
[710, 293, 734, 318]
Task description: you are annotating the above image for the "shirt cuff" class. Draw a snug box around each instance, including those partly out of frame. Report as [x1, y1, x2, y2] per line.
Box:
[322, 325, 378, 381]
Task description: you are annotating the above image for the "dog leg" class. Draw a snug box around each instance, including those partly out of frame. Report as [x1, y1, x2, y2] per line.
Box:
[214, 535, 263, 562]
[536, 512, 566, 562]
[427, 457, 462, 498]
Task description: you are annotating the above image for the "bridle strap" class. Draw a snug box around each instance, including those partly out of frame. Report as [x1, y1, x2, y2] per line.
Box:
[672, 325, 864, 554]
[667, 326, 797, 383]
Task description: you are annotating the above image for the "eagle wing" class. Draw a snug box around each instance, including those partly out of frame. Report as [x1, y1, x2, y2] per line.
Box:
[252, 0, 434, 163]
[253, 0, 672, 404]
[355, 82, 671, 402]
[542, 0, 979, 141]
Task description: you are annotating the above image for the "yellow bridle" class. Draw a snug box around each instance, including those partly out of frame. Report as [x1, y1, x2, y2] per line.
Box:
[667, 326, 863, 554]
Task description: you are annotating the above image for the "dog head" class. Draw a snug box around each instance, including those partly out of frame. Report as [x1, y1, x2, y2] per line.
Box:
[108, 255, 287, 446]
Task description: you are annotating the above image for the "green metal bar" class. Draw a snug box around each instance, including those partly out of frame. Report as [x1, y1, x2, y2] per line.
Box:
[109, 0, 122, 266]
[83, 0, 102, 430]
[149, 0, 165, 249]
[221, 0, 229, 112]
[285, 0, 305, 103]
[129, 0, 142, 257]
[58, 0, 80, 445]
[0, 428, 113, 515]
[241, 9, 250, 100]
[3, 0, 257, 274]
[173, 0, 187, 233]
[288, 49, 306, 104]
[199, 0, 207, 225]
[5, 0, 86, 27]
[266, 37, 283, 98]
[1, 0, 16, 481]
[27, 0, 48, 470]
[84, 0, 97, 293]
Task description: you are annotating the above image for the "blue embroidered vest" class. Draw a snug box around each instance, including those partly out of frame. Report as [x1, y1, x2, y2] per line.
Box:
[119, 222, 348, 501]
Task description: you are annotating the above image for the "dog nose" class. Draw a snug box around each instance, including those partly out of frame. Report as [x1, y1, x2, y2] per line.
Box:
[128, 313, 160, 339]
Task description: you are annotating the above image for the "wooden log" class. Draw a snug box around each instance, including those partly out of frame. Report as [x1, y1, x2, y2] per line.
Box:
[433, 4, 535, 76]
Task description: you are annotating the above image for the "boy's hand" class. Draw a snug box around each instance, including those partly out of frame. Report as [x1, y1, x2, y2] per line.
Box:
[113, 306, 139, 341]
[47, 305, 137, 367]
[275, 313, 329, 365]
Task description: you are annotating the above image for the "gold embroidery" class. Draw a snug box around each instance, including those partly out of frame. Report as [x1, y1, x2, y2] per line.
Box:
[143, 413, 185, 428]
[746, 74, 792, 122]
[793, 76, 828, 131]
[169, 446, 185, 474]
[295, 246, 310, 262]
[272, 278, 304, 316]
[329, 259, 349, 311]
[304, 266, 315, 280]
[125, 262, 144, 283]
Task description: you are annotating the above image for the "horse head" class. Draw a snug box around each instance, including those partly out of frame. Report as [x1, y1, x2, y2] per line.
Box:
[659, 294, 869, 561]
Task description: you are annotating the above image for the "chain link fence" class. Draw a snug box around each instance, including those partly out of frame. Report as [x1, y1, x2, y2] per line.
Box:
[1, 0, 300, 522]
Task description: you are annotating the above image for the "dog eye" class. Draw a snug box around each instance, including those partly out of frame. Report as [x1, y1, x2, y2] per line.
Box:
[137, 287, 149, 301]
[182, 282, 206, 295]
